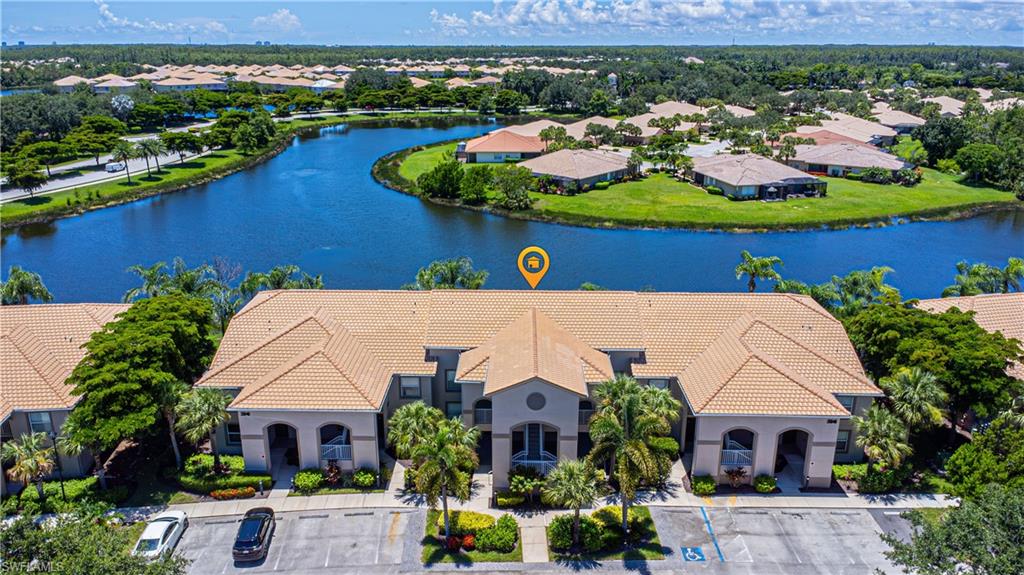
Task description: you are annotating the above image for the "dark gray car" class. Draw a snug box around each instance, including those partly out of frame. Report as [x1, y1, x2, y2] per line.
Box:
[232, 507, 275, 562]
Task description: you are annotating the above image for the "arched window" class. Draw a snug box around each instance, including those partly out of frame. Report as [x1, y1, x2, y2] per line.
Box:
[473, 399, 492, 424]
[319, 424, 352, 461]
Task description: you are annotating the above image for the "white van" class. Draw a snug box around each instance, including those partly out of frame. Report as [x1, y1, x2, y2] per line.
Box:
[105, 162, 126, 173]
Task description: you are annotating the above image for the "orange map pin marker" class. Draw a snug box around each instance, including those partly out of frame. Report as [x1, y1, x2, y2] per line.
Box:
[517, 246, 550, 289]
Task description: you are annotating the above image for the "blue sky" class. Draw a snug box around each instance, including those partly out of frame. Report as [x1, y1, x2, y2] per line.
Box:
[2, 1, 1023, 46]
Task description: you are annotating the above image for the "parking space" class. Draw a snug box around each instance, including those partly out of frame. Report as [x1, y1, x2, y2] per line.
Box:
[650, 506, 906, 574]
[176, 508, 415, 574]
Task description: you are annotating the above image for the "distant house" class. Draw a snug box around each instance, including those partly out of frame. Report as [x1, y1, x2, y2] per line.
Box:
[915, 293, 1024, 381]
[619, 114, 668, 144]
[310, 79, 342, 94]
[470, 75, 502, 87]
[408, 76, 432, 88]
[53, 74, 94, 93]
[870, 103, 926, 133]
[649, 100, 704, 118]
[563, 116, 620, 141]
[722, 104, 756, 118]
[779, 130, 867, 148]
[445, 77, 471, 90]
[1, 303, 130, 497]
[796, 112, 897, 146]
[496, 119, 566, 138]
[91, 77, 138, 93]
[153, 76, 228, 92]
[518, 149, 630, 188]
[787, 143, 907, 177]
[983, 98, 1024, 112]
[460, 131, 546, 163]
[690, 153, 826, 200]
[922, 96, 965, 117]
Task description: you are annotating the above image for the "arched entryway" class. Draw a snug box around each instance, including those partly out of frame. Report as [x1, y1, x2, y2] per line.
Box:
[510, 423, 558, 475]
[775, 429, 812, 490]
[266, 423, 298, 479]
[319, 424, 352, 468]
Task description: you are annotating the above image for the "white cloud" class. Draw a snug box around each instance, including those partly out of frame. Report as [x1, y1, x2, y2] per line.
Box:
[430, 9, 470, 36]
[252, 9, 303, 33]
[94, 0, 226, 37]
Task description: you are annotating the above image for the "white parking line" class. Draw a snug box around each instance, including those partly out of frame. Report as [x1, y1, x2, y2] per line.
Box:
[770, 513, 802, 564]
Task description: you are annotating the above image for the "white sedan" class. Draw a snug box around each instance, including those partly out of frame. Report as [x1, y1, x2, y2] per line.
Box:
[133, 510, 189, 559]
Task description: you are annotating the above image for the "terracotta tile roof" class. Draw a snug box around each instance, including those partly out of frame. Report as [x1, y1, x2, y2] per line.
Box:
[871, 103, 926, 128]
[496, 119, 565, 138]
[796, 112, 897, 143]
[922, 96, 965, 116]
[201, 290, 873, 415]
[916, 293, 1024, 380]
[0, 304, 129, 422]
[518, 149, 628, 182]
[455, 308, 614, 396]
[792, 143, 906, 170]
[693, 153, 822, 187]
[465, 131, 546, 154]
[564, 116, 619, 140]
[780, 130, 868, 148]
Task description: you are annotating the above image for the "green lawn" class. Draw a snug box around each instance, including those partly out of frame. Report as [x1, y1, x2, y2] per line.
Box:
[400, 142, 459, 182]
[421, 509, 523, 565]
[1, 151, 247, 221]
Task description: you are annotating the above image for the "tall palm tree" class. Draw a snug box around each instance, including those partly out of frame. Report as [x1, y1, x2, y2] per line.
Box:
[176, 388, 232, 469]
[110, 140, 136, 185]
[734, 250, 783, 293]
[411, 417, 479, 539]
[942, 261, 1003, 297]
[123, 261, 169, 302]
[542, 460, 602, 549]
[1000, 257, 1024, 293]
[159, 380, 189, 469]
[588, 375, 680, 534]
[138, 138, 168, 173]
[1, 266, 54, 305]
[852, 405, 912, 471]
[410, 257, 488, 290]
[133, 141, 154, 177]
[165, 257, 219, 299]
[386, 401, 445, 460]
[1, 432, 55, 500]
[879, 367, 947, 429]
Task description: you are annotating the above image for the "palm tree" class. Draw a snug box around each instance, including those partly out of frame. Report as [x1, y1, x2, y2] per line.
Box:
[542, 460, 602, 549]
[879, 367, 947, 429]
[110, 140, 136, 185]
[133, 141, 154, 177]
[1000, 395, 1024, 428]
[411, 417, 479, 539]
[165, 257, 219, 299]
[138, 138, 168, 173]
[159, 380, 189, 469]
[1, 432, 55, 500]
[176, 388, 232, 470]
[123, 261, 169, 302]
[852, 405, 912, 471]
[386, 401, 445, 460]
[942, 261, 1003, 297]
[1, 266, 54, 305]
[409, 257, 488, 290]
[57, 416, 108, 490]
[1000, 257, 1024, 293]
[588, 375, 680, 534]
[734, 250, 783, 293]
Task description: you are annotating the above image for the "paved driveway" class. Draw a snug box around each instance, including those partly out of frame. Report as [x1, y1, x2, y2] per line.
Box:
[177, 508, 416, 575]
[650, 506, 906, 574]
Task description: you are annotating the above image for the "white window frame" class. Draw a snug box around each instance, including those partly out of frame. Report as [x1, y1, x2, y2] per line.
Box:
[400, 376, 422, 399]
[836, 430, 850, 453]
[28, 412, 54, 435]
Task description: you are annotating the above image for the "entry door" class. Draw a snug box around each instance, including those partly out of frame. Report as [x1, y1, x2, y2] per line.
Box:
[526, 424, 541, 459]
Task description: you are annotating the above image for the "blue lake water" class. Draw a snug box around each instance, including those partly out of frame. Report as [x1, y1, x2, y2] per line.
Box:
[2, 119, 1022, 303]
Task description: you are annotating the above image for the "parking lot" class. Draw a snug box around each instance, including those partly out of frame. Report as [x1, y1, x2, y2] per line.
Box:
[649, 506, 907, 574]
[176, 508, 417, 574]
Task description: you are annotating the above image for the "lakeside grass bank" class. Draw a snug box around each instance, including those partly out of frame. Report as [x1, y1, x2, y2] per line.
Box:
[0, 112, 495, 229]
[380, 140, 1021, 232]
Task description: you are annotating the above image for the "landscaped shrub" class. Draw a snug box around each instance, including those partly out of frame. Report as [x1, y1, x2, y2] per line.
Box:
[547, 514, 603, 552]
[845, 172, 863, 181]
[754, 475, 777, 493]
[210, 486, 256, 500]
[860, 167, 894, 184]
[461, 534, 476, 551]
[353, 467, 377, 489]
[178, 454, 271, 494]
[895, 167, 922, 186]
[706, 185, 724, 195]
[13, 477, 130, 513]
[594, 181, 611, 190]
[647, 436, 680, 460]
[293, 469, 325, 494]
[691, 475, 717, 496]
[495, 491, 525, 508]
[832, 463, 868, 483]
[184, 454, 245, 476]
[475, 514, 518, 553]
[437, 510, 496, 537]
[858, 466, 910, 494]
[446, 536, 462, 551]
[936, 158, 961, 174]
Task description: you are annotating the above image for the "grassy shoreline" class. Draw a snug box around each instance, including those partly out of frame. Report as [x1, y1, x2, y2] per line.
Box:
[379, 140, 1021, 232]
[0, 112, 494, 230]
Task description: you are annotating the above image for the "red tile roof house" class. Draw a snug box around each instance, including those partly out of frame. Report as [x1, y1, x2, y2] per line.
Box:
[195, 290, 881, 492]
[787, 143, 908, 177]
[1, 304, 129, 497]
[457, 131, 546, 163]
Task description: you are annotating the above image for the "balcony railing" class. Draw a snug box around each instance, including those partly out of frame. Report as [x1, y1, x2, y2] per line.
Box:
[720, 449, 752, 466]
[511, 449, 557, 475]
[579, 409, 594, 426]
[474, 408, 492, 425]
[320, 435, 352, 461]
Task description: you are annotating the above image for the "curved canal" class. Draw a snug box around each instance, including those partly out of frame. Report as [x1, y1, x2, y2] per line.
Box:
[2, 120, 1022, 303]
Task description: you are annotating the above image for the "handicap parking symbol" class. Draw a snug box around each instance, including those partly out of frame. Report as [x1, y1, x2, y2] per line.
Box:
[682, 546, 706, 562]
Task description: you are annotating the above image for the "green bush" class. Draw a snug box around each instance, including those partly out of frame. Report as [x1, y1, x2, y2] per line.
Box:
[691, 475, 717, 496]
[858, 466, 910, 494]
[353, 467, 377, 489]
[12, 477, 129, 513]
[476, 514, 518, 553]
[647, 436, 680, 460]
[594, 181, 611, 190]
[845, 172, 863, 181]
[936, 158, 961, 174]
[832, 463, 868, 483]
[184, 454, 244, 476]
[437, 510, 496, 537]
[293, 469, 325, 494]
[860, 167, 894, 184]
[548, 514, 603, 552]
[178, 454, 271, 494]
[706, 185, 723, 195]
[495, 491, 525, 508]
[895, 167, 922, 186]
[754, 475, 777, 493]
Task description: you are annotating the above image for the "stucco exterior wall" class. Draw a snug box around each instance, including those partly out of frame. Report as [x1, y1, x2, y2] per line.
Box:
[834, 396, 874, 463]
[6, 410, 92, 479]
[235, 410, 379, 474]
[489, 379, 582, 489]
[691, 415, 841, 488]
